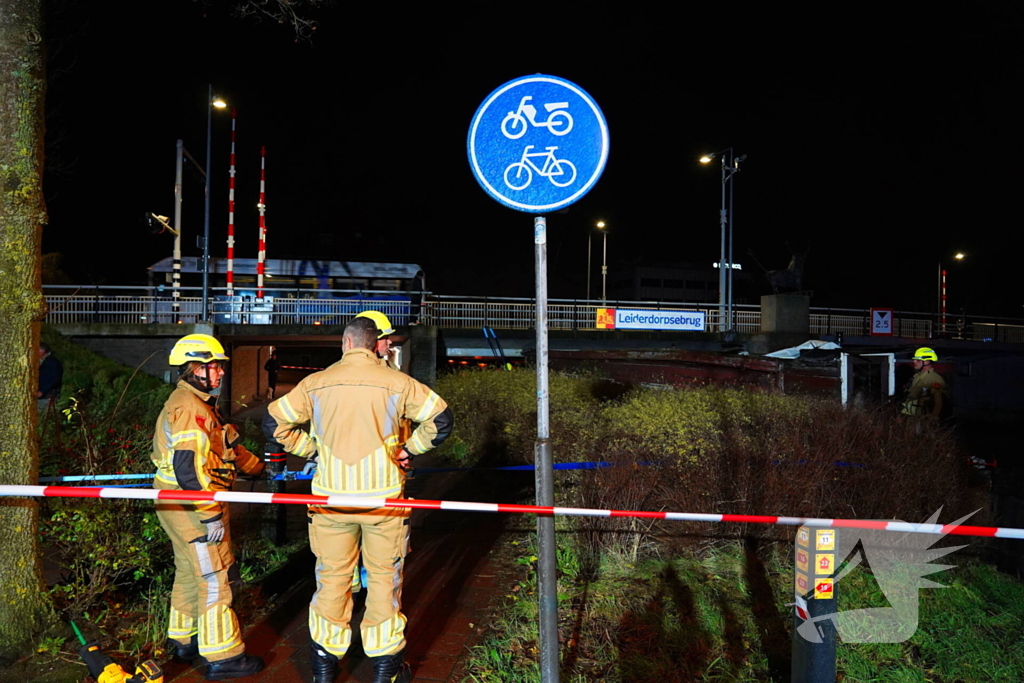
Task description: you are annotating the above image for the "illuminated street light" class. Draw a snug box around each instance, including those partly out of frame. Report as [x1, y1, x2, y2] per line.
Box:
[597, 221, 608, 301]
[202, 85, 228, 321]
[587, 221, 608, 301]
[699, 149, 746, 332]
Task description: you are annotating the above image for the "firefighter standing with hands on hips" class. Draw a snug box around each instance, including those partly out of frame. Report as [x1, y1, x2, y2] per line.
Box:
[900, 347, 948, 420]
[264, 315, 453, 683]
[151, 334, 266, 680]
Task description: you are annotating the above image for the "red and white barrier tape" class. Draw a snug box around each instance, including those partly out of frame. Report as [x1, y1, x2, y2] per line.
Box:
[2, 485, 1021, 540]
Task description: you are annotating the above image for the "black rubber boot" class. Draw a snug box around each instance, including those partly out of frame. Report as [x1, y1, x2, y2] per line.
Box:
[370, 650, 412, 683]
[204, 652, 265, 680]
[167, 635, 201, 663]
[310, 641, 340, 683]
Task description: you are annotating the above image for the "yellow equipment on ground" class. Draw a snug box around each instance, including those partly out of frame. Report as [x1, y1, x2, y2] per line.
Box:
[73, 621, 163, 683]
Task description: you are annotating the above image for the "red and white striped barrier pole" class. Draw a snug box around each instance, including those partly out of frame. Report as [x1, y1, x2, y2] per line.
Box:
[2, 486, 1021, 540]
[256, 145, 267, 300]
[226, 107, 237, 298]
[941, 268, 947, 335]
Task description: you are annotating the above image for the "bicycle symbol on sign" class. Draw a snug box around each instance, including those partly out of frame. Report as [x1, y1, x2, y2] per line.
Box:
[501, 96, 574, 139]
[503, 146, 577, 190]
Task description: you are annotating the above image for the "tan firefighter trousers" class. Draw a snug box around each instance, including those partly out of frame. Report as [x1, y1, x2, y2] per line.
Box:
[307, 506, 411, 658]
[155, 495, 245, 662]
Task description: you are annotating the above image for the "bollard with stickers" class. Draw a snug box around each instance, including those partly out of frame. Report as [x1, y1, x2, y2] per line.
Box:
[792, 525, 838, 683]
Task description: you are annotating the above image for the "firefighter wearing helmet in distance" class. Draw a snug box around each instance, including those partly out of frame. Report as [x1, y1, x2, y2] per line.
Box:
[900, 347, 948, 420]
[151, 334, 266, 680]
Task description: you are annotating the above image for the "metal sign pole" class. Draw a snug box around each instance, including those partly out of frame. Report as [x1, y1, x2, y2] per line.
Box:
[534, 215, 559, 683]
[468, 75, 607, 683]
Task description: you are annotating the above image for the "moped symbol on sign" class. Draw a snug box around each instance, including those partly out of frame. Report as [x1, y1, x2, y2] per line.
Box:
[468, 74, 609, 213]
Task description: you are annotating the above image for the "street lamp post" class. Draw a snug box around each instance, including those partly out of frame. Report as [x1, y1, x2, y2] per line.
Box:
[598, 221, 608, 301]
[700, 149, 745, 332]
[202, 84, 227, 322]
[587, 228, 592, 301]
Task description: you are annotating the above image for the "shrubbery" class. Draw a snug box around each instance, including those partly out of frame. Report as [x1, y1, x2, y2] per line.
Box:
[445, 367, 988, 682]
[437, 367, 973, 559]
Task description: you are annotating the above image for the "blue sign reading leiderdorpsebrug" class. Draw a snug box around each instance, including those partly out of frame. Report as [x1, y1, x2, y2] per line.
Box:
[468, 75, 609, 213]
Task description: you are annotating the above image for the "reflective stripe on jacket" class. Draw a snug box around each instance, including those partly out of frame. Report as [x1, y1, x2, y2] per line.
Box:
[151, 380, 264, 521]
[265, 347, 452, 498]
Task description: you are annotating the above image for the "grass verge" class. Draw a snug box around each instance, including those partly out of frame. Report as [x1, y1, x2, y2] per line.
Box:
[460, 535, 1024, 683]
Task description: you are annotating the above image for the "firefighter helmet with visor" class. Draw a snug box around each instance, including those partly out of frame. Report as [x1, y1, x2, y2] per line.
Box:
[169, 334, 230, 366]
[355, 310, 395, 339]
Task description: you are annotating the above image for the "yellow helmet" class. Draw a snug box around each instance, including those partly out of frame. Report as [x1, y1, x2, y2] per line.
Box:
[355, 310, 395, 338]
[169, 334, 229, 366]
[913, 347, 938, 362]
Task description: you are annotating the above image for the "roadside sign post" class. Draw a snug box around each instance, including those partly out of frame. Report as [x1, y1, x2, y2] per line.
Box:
[469, 74, 609, 683]
[871, 308, 894, 336]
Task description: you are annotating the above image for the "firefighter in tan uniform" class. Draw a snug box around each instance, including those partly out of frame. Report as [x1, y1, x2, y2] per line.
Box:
[901, 347, 947, 420]
[152, 334, 266, 680]
[264, 316, 453, 683]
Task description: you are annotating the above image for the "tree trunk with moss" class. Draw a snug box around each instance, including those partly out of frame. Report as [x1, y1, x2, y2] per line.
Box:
[0, 0, 55, 661]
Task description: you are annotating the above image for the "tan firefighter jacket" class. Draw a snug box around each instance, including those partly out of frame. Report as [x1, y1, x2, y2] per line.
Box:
[901, 367, 947, 418]
[151, 380, 264, 522]
[264, 347, 453, 498]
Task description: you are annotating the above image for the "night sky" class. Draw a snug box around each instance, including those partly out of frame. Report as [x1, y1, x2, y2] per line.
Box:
[41, 2, 1024, 316]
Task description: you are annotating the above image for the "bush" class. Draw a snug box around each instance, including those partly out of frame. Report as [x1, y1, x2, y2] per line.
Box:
[435, 367, 605, 467]
[434, 370, 974, 559]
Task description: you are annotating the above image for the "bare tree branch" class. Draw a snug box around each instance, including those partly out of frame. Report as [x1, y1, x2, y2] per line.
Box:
[226, 0, 332, 41]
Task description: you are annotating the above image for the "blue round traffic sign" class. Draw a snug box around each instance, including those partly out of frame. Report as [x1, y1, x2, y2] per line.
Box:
[468, 75, 609, 213]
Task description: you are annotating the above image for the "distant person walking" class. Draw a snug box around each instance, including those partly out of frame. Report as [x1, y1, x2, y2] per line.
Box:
[37, 342, 63, 416]
[264, 352, 280, 400]
[900, 347, 947, 421]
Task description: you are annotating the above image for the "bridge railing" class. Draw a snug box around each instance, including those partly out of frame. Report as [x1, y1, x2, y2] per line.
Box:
[41, 287, 1024, 343]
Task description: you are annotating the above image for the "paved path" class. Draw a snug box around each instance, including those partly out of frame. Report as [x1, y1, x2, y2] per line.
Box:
[163, 453, 532, 683]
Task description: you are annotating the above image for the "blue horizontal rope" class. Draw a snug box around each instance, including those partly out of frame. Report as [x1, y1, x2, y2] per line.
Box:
[40, 458, 869, 485]
[39, 473, 155, 483]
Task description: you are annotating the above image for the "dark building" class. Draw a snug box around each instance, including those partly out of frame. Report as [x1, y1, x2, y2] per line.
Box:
[607, 261, 753, 304]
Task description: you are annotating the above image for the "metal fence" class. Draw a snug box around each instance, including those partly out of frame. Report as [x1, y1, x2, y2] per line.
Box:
[41, 287, 1024, 342]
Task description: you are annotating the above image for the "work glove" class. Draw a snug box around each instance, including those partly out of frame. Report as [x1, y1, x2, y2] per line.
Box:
[301, 456, 318, 476]
[395, 448, 414, 472]
[202, 518, 225, 543]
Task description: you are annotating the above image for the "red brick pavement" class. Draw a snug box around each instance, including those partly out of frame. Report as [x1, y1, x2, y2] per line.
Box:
[164, 459, 529, 683]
